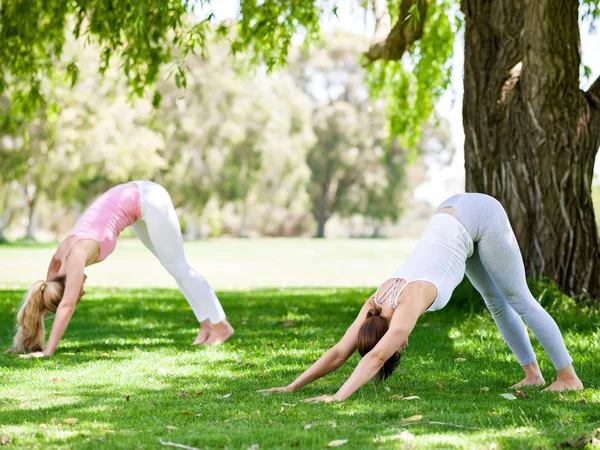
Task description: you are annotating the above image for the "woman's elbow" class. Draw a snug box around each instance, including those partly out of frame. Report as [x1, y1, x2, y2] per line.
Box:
[367, 351, 387, 369]
[58, 303, 77, 314]
[332, 347, 350, 366]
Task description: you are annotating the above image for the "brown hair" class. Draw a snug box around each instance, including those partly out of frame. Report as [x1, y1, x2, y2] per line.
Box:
[13, 276, 65, 352]
[357, 307, 401, 384]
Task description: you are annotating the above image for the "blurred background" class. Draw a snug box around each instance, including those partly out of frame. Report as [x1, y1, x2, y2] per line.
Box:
[1, 1, 599, 294]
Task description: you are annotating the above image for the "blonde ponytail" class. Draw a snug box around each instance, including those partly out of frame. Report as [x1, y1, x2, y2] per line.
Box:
[13, 277, 65, 352]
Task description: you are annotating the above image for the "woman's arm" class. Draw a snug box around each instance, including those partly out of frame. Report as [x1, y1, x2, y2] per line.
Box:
[43, 252, 86, 355]
[46, 253, 62, 280]
[257, 298, 375, 393]
[304, 301, 422, 402]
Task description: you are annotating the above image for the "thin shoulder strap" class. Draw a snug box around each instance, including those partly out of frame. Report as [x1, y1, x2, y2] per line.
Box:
[390, 281, 413, 309]
[374, 278, 403, 308]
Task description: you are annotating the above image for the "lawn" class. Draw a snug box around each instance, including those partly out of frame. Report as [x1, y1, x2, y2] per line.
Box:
[0, 238, 418, 290]
[1, 281, 599, 449]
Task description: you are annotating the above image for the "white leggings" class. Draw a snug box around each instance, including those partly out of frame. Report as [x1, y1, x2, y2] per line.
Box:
[131, 181, 226, 324]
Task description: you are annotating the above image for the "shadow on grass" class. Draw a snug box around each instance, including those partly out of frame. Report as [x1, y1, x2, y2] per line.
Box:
[1, 283, 599, 449]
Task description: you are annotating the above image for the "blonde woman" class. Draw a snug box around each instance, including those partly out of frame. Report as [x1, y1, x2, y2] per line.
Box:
[7, 181, 234, 357]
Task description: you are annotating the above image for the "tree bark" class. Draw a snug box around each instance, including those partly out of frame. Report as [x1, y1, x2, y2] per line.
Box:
[461, 0, 600, 298]
[365, 0, 428, 63]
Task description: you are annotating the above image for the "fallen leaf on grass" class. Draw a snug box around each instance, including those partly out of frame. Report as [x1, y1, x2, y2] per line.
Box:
[63, 418, 79, 425]
[50, 376, 65, 383]
[514, 390, 527, 398]
[166, 425, 177, 430]
[384, 387, 391, 392]
[435, 381, 443, 389]
[159, 439, 201, 450]
[282, 321, 294, 327]
[401, 415, 423, 423]
[327, 439, 348, 447]
[51, 418, 59, 423]
[279, 406, 284, 414]
[103, 430, 115, 434]
[390, 431, 415, 440]
[196, 392, 204, 397]
[403, 396, 420, 401]
[481, 387, 489, 392]
[126, 396, 130, 401]
[220, 393, 232, 399]
[500, 393, 517, 400]
[177, 392, 190, 398]
[100, 353, 109, 358]
[304, 424, 312, 430]
[389, 394, 403, 400]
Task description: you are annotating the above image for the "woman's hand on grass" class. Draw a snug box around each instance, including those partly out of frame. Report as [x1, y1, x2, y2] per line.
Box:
[256, 385, 296, 393]
[19, 351, 47, 359]
[301, 395, 340, 403]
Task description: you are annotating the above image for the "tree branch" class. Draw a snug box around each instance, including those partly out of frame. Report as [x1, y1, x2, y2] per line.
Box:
[586, 74, 600, 111]
[365, 0, 428, 64]
[586, 74, 600, 157]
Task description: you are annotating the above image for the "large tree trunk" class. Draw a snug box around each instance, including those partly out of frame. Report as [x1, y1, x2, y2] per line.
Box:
[461, 0, 600, 298]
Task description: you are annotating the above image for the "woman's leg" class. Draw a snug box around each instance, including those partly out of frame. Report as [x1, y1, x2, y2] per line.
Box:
[466, 247, 544, 387]
[474, 200, 581, 390]
[132, 182, 233, 345]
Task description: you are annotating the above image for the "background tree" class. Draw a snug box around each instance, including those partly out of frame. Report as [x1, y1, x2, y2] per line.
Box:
[153, 38, 315, 238]
[5, 1, 598, 297]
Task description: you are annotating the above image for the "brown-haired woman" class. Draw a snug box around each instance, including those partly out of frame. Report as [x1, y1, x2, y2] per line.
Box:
[258, 193, 583, 401]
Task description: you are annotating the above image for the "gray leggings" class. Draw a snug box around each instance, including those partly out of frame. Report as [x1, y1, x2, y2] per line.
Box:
[438, 193, 573, 371]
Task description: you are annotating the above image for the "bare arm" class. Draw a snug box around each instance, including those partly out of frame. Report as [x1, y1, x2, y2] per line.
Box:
[46, 253, 61, 280]
[258, 298, 375, 392]
[304, 299, 423, 402]
[43, 252, 85, 355]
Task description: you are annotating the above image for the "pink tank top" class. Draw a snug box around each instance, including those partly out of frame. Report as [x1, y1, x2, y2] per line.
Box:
[69, 183, 141, 262]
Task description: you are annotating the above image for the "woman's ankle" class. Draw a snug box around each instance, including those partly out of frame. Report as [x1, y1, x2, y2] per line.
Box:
[521, 361, 543, 379]
[556, 364, 579, 381]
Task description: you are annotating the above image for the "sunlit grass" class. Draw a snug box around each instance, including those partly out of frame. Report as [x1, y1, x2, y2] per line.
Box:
[0, 285, 598, 449]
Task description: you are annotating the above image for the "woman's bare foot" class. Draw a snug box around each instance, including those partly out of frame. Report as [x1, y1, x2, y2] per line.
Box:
[193, 320, 213, 345]
[543, 377, 584, 391]
[543, 365, 583, 392]
[512, 361, 545, 388]
[511, 375, 545, 389]
[204, 320, 234, 345]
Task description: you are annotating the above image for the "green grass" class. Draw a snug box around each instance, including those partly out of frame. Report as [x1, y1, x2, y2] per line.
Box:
[1, 283, 599, 449]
